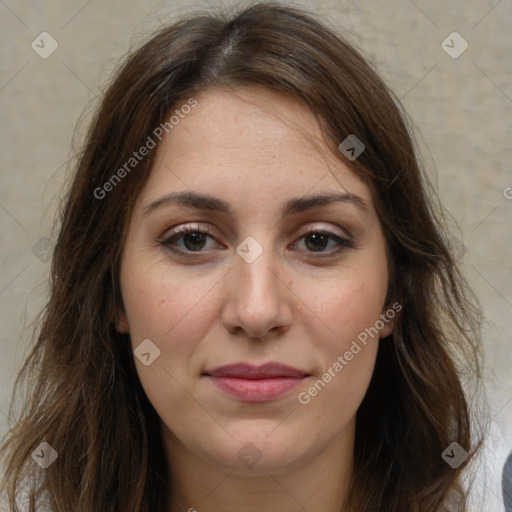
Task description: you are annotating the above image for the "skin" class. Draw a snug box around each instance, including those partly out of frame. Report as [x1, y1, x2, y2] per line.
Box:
[118, 86, 395, 512]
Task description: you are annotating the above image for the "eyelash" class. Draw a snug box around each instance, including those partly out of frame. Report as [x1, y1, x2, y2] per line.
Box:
[158, 224, 353, 257]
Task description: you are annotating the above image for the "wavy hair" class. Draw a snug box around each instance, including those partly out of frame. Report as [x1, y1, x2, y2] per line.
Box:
[0, 2, 483, 511]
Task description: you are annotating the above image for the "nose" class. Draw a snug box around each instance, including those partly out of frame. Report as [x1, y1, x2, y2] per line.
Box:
[220, 238, 293, 340]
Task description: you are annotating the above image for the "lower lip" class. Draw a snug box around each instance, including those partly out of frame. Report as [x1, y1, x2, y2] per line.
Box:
[206, 376, 306, 402]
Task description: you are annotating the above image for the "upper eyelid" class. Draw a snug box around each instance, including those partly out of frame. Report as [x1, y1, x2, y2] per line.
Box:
[162, 222, 349, 240]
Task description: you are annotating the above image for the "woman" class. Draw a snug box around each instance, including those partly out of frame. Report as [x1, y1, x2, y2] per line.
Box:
[0, 2, 484, 511]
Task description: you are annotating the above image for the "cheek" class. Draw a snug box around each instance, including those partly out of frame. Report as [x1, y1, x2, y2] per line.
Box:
[297, 264, 387, 405]
[120, 252, 218, 346]
[297, 287, 382, 434]
[307, 265, 388, 351]
[119, 257, 219, 425]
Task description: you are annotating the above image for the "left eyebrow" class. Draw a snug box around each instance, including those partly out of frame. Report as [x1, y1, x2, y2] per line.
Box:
[144, 190, 369, 217]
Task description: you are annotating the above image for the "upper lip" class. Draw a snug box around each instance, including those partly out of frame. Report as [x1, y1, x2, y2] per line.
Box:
[203, 362, 308, 379]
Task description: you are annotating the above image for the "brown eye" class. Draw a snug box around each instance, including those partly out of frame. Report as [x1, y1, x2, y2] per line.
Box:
[174, 231, 208, 251]
[159, 226, 221, 253]
[294, 230, 353, 254]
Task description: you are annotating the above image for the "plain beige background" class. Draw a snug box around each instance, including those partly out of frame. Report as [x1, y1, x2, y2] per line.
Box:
[0, 0, 510, 509]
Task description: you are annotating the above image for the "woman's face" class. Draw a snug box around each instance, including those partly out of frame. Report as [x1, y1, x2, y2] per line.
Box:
[118, 86, 394, 476]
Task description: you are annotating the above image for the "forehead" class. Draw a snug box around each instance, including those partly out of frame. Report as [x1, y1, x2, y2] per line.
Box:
[138, 86, 373, 213]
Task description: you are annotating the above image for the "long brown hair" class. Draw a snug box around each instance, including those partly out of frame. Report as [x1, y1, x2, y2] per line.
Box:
[0, 2, 483, 511]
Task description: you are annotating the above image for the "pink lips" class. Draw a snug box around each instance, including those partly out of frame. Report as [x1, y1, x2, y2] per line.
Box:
[203, 362, 308, 402]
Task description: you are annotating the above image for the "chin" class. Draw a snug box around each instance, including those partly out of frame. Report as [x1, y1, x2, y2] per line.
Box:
[197, 425, 316, 475]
